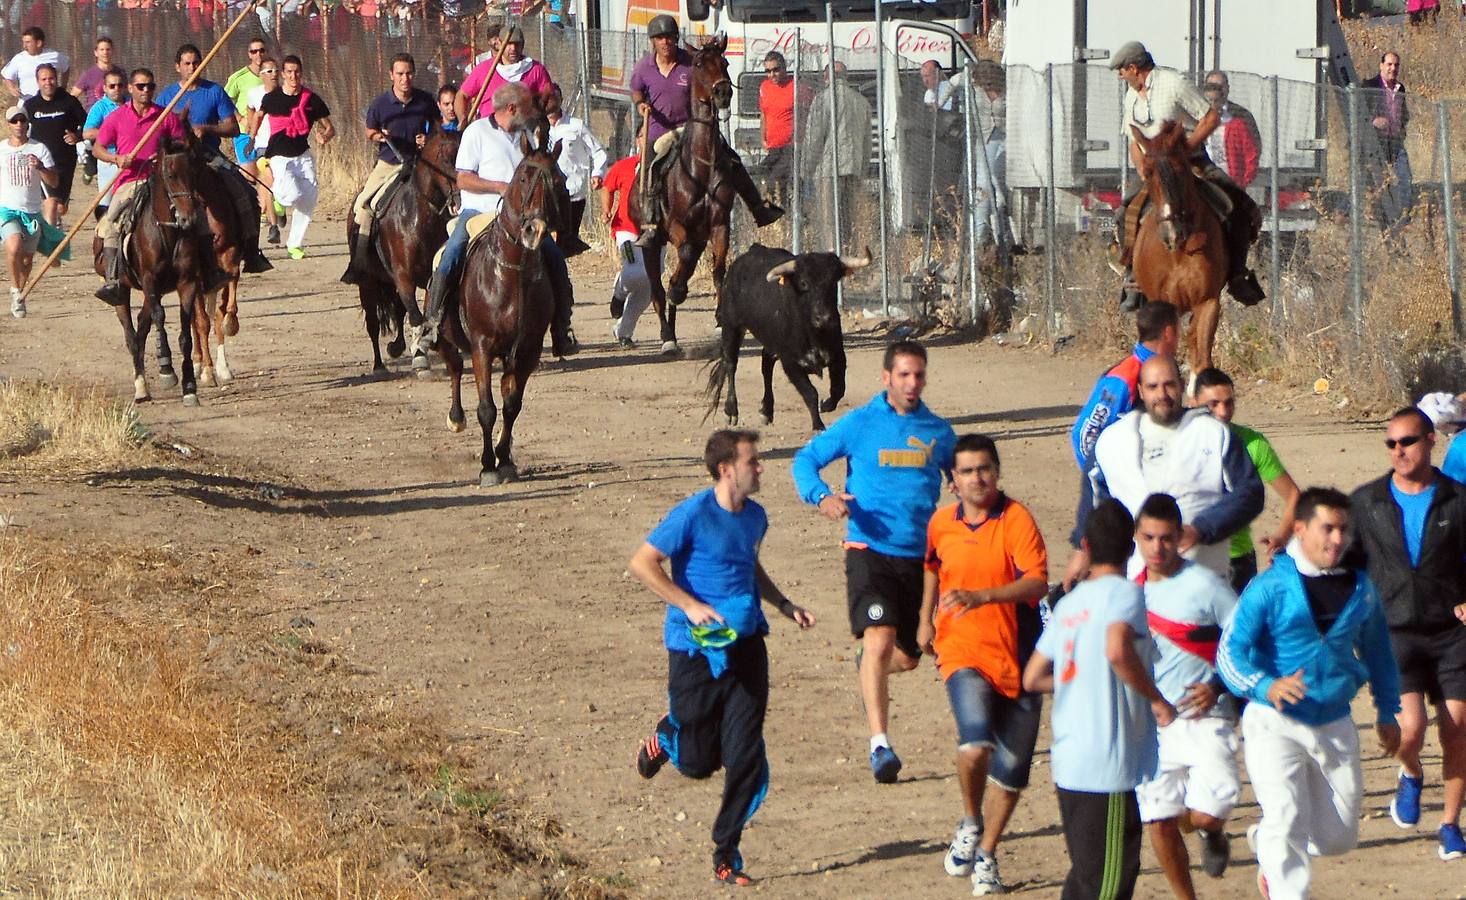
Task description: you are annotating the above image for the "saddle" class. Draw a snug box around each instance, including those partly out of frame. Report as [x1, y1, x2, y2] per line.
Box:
[430, 210, 499, 271]
[368, 164, 413, 220]
[1118, 168, 1234, 265]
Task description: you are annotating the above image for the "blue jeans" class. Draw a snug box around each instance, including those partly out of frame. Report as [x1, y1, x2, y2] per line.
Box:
[944, 668, 1043, 791]
[434, 211, 570, 287]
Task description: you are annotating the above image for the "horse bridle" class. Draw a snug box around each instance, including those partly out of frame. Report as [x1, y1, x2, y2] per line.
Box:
[485, 154, 559, 272]
[153, 155, 197, 228]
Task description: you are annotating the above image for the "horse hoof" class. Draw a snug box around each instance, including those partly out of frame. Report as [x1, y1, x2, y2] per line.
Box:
[223, 313, 239, 337]
[386, 338, 406, 360]
[726, 414, 739, 426]
[199, 368, 216, 388]
[760, 413, 773, 426]
[496, 463, 518, 484]
[447, 414, 465, 433]
[158, 372, 178, 389]
[411, 352, 431, 371]
[182, 393, 199, 407]
[216, 365, 233, 384]
[659, 341, 681, 357]
[479, 470, 502, 488]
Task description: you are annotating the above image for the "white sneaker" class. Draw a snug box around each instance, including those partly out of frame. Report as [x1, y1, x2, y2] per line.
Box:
[944, 821, 981, 877]
[9, 287, 24, 319]
[971, 851, 1006, 895]
[1246, 823, 1260, 856]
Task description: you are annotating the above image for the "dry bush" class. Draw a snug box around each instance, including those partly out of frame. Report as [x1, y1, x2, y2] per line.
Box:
[0, 379, 150, 472]
[1343, 14, 1466, 104]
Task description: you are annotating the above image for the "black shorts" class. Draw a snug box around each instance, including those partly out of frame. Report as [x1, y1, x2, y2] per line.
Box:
[845, 547, 924, 659]
[41, 152, 75, 204]
[1391, 627, 1466, 703]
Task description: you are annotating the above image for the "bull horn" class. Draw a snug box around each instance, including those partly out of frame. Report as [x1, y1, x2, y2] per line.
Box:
[765, 259, 799, 282]
[840, 247, 874, 272]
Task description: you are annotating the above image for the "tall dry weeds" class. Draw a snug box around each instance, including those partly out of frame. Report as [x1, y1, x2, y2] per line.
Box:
[0, 379, 148, 472]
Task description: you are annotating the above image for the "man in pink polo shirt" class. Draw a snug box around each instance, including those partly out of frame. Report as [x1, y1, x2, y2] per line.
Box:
[91, 66, 188, 304]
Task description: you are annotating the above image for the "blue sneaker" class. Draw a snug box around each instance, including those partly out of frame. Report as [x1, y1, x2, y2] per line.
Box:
[1391, 768, 1424, 829]
[1439, 823, 1466, 861]
[871, 745, 902, 784]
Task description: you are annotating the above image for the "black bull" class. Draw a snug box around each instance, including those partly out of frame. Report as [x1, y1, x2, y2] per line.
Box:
[704, 243, 874, 432]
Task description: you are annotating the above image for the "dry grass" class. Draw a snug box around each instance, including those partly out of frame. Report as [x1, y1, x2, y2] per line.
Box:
[0, 379, 150, 473]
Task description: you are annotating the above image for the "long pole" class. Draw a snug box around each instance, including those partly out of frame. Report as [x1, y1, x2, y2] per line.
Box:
[1269, 74, 1281, 320]
[792, 29, 802, 255]
[963, 68, 980, 324]
[1346, 85, 1365, 337]
[873, 1, 889, 314]
[20, 0, 269, 305]
[1441, 100, 1462, 339]
[1044, 62, 1057, 339]
[824, 0, 841, 258]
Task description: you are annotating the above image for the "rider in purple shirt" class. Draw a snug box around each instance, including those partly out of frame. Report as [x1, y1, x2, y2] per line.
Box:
[630, 15, 783, 247]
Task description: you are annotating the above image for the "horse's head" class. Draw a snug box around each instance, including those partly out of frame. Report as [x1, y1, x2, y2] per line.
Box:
[417, 125, 463, 209]
[687, 34, 732, 112]
[1132, 120, 1196, 251]
[506, 128, 563, 251]
[155, 132, 200, 231]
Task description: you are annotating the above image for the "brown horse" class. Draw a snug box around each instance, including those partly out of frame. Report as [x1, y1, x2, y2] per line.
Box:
[1131, 121, 1228, 383]
[190, 152, 248, 389]
[345, 127, 463, 375]
[93, 134, 211, 406]
[437, 126, 561, 487]
[631, 34, 738, 355]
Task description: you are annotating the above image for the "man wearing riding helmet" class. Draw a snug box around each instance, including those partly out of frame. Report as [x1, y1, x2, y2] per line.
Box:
[1108, 41, 1264, 312]
[631, 14, 783, 247]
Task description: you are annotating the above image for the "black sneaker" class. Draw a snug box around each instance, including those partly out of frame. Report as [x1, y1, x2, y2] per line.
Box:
[266, 223, 281, 245]
[713, 862, 753, 886]
[636, 735, 667, 779]
[1200, 828, 1230, 878]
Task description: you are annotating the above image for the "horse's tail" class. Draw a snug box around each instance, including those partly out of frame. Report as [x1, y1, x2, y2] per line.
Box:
[701, 353, 729, 424]
[361, 282, 402, 340]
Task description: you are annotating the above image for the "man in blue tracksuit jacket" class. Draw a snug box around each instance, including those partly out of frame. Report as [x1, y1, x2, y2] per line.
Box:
[1217, 486, 1401, 900]
[792, 339, 956, 785]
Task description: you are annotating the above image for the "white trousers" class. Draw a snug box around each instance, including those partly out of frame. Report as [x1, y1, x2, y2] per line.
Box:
[612, 230, 653, 341]
[270, 150, 318, 250]
[1242, 703, 1362, 900]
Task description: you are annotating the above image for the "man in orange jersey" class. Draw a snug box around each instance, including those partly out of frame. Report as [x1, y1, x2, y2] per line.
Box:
[918, 433, 1049, 895]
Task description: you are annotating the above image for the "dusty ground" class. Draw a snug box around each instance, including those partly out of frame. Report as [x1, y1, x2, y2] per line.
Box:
[0, 215, 1460, 899]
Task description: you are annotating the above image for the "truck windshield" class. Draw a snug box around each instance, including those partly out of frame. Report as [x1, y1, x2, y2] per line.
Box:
[725, 0, 972, 23]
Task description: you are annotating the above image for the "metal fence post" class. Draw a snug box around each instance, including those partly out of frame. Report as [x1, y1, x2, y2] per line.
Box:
[792, 30, 802, 256]
[1044, 62, 1057, 338]
[579, 20, 592, 129]
[824, 0, 842, 261]
[1347, 85, 1365, 337]
[1442, 100, 1463, 339]
[963, 69, 981, 325]
[1269, 75, 1281, 320]
[873, 4, 890, 315]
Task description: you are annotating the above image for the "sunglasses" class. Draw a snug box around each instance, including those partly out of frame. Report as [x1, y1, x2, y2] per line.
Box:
[260, 69, 277, 75]
[105, 82, 125, 89]
[7, 116, 25, 124]
[248, 47, 265, 54]
[133, 82, 154, 90]
[1385, 434, 1426, 449]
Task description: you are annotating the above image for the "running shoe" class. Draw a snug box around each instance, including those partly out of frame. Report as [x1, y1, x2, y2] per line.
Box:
[635, 735, 666, 779]
[1391, 767, 1424, 828]
[288, 247, 306, 261]
[943, 820, 981, 876]
[1200, 827, 1230, 877]
[713, 862, 752, 886]
[1246, 824, 1269, 898]
[267, 223, 281, 245]
[1439, 823, 1466, 861]
[9, 287, 24, 319]
[870, 745, 902, 784]
[272, 200, 286, 218]
[971, 850, 1005, 895]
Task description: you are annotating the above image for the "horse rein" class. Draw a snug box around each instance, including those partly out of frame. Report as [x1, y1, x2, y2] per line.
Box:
[484, 155, 559, 273]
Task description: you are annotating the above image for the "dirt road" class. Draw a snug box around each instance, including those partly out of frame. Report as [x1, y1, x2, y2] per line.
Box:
[0, 224, 1454, 898]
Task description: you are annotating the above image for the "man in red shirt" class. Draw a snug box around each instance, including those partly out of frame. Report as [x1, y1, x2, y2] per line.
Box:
[602, 152, 652, 349]
[757, 51, 807, 206]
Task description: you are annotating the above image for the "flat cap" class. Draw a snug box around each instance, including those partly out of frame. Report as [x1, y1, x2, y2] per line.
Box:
[1109, 40, 1149, 69]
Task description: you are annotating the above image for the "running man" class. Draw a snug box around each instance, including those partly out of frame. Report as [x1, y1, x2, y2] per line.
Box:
[259, 55, 333, 260]
[630, 429, 815, 887]
[792, 339, 956, 783]
[3, 27, 68, 101]
[1024, 499, 1175, 900]
[918, 433, 1048, 894]
[0, 103, 58, 318]
[1194, 367, 1302, 593]
[21, 64, 84, 225]
[601, 150, 652, 349]
[80, 67, 125, 221]
[1218, 487, 1402, 899]
[1132, 493, 1239, 897]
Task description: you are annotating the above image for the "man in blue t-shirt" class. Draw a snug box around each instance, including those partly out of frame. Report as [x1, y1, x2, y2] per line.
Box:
[157, 43, 270, 275]
[81, 67, 125, 220]
[629, 429, 814, 887]
[1024, 499, 1175, 900]
[793, 338, 956, 784]
[1349, 407, 1466, 863]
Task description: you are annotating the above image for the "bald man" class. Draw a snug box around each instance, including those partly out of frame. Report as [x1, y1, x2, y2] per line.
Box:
[1069, 355, 1264, 582]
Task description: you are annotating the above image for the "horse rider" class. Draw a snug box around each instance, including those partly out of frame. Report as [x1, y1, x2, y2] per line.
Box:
[341, 51, 437, 285]
[416, 81, 579, 358]
[157, 43, 272, 275]
[632, 14, 784, 247]
[1109, 41, 1264, 311]
[92, 67, 230, 304]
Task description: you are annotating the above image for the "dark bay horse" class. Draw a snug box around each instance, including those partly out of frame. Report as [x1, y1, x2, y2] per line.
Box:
[93, 135, 211, 406]
[1131, 121, 1228, 388]
[437, 128, 561, 487]
[630, 34, 738, 355]
[344, 127, 462, 375]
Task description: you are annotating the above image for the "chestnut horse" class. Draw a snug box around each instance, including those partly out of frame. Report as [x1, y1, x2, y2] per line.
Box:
[631, 34, 737, 355]
[344, 127, 463, 375]
[437, 127, 562, 487]
[1131, 121, 1228, 384]
[93, 134, 211, 406]
[190, 152, 248, 389]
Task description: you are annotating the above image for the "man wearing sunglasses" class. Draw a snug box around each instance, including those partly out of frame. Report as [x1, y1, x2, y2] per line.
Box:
[0, 104, 59, 318]
[81, 67, 127, 221]
[1107, 41, 1264, 312]
[1349, 407, 1466, 863]
[757, 51, 806, 207]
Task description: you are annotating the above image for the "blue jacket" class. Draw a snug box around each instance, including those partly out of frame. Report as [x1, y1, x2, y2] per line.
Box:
[1217, 551, 1400, 727]
[1070, 343, 1155, 470]
[792, 392, 956, 558]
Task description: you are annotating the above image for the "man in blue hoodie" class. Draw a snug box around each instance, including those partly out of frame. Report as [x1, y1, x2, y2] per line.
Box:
[1218, 487, 1401, 900]
[629, 429, 815, 887]
[793, 339, 957, 784]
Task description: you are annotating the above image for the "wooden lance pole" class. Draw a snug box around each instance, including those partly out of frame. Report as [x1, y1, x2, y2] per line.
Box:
[20, 0, 269, 305]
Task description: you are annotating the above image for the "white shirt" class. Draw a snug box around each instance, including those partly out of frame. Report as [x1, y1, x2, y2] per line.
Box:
[0, 139, 55, 213]
[456, 119, 523, 214]
[246, 84, 271, 149]
[2, 50, 69, 100]
[1123, 67, 1211, 142]
[923, 79, 955, 112]
[547, 114, 608, 201]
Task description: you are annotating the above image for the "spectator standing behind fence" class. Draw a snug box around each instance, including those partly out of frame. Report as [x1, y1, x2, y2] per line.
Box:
[3, 27, 68, 101]
[758, 51, 807, 206]
[456, 25, 551, 124]
[545, 82, 603, 257]
[921, 60, 954, 112]
[802, 62, 869, 252]
[1364, 51, 1412, 245]
[1202, 71, 1260, 191]
[971, 60, 1011, 248]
